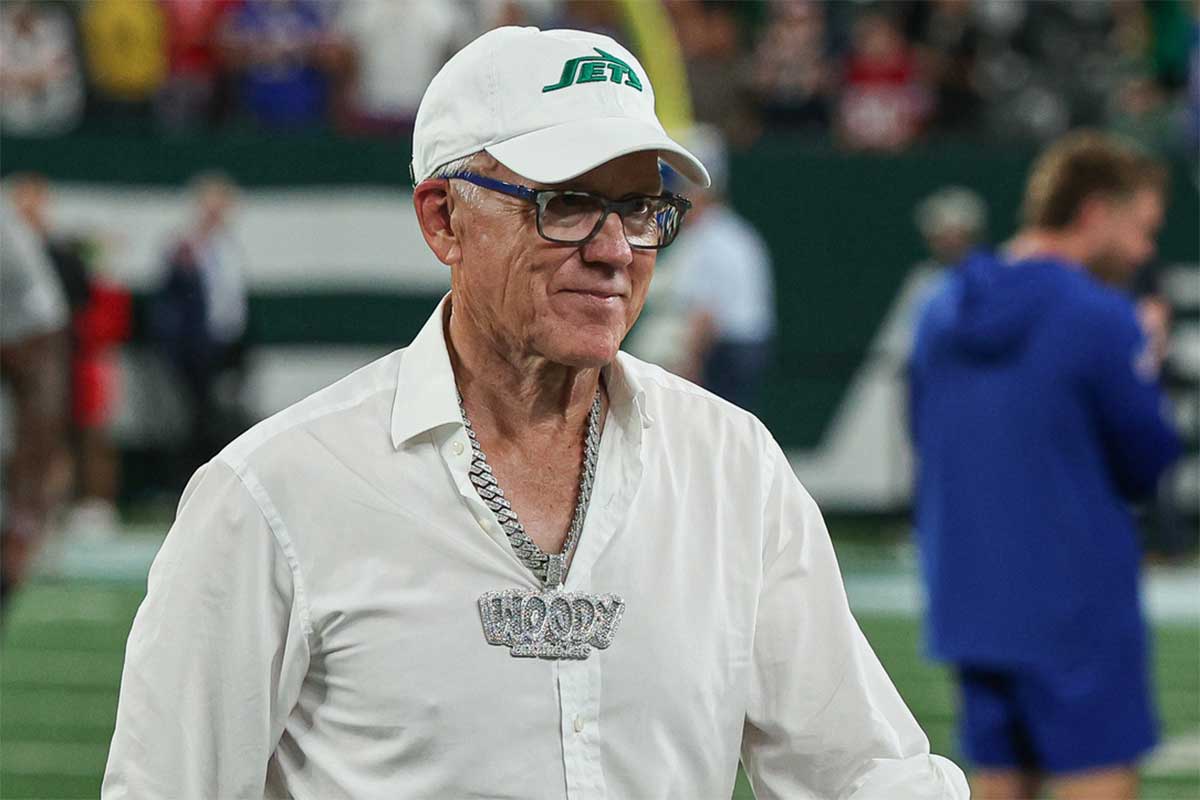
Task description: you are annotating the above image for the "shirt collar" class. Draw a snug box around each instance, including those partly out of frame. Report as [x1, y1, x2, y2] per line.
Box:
[390, 292, 461, 448]
[389, 292, 654, 450]
[605, 352, 654, 431]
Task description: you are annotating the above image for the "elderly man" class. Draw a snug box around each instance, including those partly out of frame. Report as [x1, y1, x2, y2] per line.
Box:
[104, 27, 966, 799]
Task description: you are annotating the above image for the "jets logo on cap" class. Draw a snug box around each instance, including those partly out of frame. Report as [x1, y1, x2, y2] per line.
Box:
[542, 48, 643, 93]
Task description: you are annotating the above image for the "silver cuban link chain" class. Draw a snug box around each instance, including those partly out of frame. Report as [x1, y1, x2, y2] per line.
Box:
[457, 386, 602, 587]
[463, 383, 625, 660]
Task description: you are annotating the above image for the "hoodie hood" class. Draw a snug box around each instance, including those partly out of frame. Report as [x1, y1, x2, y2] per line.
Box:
[948, 250, 1064, 360]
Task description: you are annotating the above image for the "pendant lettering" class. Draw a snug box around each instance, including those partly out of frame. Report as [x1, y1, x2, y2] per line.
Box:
[479, 588, 625, 660]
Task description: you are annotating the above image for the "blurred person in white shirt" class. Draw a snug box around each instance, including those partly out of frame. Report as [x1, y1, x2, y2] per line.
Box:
[0, 1, 84, 136]
[633, 125, 776, 414]
[333, 0, 477, 134]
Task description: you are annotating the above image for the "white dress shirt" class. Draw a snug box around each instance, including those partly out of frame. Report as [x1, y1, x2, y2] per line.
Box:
[103, 292, 967, 800]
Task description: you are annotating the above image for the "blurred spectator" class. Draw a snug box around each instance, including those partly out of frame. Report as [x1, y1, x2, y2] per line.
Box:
[0, 194, 70, 617]
[219, 0, 339, 130]
[150, 173, 249, 485]
[80, 0, 168, 129]
[477, 0, 560, 28]
[1108, 71, 1177, 153]
[549, 0, 624, 43]
[0, 1, 84, 137]
[911, 0, 983, 134]
[666, 126, 776, 414]
[1189, 8, 1200, 152]
[750, 0, 833, 134]
[1106, 1, 1196, 156]
[333, 0, 472, 135]
[9, 174, 132, 543]
[8, 174, 90, 313]
[973, 2, 1105, 142]
[909, 131, 1180, 800]
[1143, 0, 1193, 90]
[669, 1, 757, 140]
[157, 0, 241, 131]
[893, 185, 988, 353]
[915, 185, 987, 270]
[837, 8, 931, 151]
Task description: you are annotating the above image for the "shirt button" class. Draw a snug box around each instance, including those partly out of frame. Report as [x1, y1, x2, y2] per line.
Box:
[451, 440, 465, 456]
[573, 715, 585, 733]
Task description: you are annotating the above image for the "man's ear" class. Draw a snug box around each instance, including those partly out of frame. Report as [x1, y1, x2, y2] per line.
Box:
[413, 180, 462, 266]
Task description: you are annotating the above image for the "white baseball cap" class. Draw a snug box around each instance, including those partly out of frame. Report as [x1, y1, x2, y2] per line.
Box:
[411, 26, 710, 188]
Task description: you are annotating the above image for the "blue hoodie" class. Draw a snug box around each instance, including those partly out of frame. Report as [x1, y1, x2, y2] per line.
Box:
[909, 250, 1181, 669]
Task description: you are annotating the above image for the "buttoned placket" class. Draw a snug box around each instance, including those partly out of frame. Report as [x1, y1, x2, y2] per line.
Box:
[438, 373, 646, 800]
[556, 395, 645, 800]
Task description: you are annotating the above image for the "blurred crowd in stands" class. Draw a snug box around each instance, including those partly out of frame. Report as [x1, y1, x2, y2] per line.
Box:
[1, 0, 1196, 156]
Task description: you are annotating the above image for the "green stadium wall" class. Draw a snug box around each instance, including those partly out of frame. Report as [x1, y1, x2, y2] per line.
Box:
[3, 133, 1196, 510]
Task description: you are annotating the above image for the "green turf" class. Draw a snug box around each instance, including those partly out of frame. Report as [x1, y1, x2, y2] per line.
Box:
[2, 581, 1197, 799]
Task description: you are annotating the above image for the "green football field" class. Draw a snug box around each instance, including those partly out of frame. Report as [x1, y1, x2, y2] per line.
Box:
[2, 576, 1197, 799]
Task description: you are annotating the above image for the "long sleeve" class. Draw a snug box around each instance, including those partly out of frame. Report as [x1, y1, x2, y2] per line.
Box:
[740, 439, 968, 800]
[102, 458, 311, 799]
[1082, 300, 1181, 499]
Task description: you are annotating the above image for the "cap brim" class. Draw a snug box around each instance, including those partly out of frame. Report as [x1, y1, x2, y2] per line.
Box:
[485, 117, 711, 188]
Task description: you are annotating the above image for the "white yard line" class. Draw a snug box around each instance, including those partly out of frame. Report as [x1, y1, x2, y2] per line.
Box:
[29, 534, 1200, 623]
[1144, 730, 1200, 777]
[844, 568, 1199, 623]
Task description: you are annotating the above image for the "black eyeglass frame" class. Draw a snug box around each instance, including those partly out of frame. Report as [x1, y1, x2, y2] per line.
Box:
[440, 171, 691, 250]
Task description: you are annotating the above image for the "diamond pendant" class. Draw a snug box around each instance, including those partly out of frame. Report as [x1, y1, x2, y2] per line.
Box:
[478, 587, 625, 660]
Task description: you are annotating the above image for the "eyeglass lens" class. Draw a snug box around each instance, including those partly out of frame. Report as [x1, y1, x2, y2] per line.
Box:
[540, 193, 678, 248]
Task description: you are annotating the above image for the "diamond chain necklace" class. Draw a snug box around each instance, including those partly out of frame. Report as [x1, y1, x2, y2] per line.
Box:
[457, 385, 602, 588]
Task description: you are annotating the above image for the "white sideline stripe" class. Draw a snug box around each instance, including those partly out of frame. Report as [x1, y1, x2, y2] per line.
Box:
[29, 536, 1200, 623]
[1170, 322, 1200, 378]
[843, 567, 1200, 623]
[50, 184, 450, 292]
[1144, 730, 1200, 777]
[111, 346, 392, 446]
[1163, 265, 1200, 310]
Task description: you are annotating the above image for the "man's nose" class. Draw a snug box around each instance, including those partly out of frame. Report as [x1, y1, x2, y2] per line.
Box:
[581, 211, 633, 268]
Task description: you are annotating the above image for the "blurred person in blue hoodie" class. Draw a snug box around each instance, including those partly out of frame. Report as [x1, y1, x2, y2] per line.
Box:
[908, 131, 1182, 800]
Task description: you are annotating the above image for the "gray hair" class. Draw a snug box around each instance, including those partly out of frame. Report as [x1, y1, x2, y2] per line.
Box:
[428, 152, 485, 204]
[915, 186, 987, 238]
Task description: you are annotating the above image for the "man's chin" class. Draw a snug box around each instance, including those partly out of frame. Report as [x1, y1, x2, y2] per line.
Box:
[540, 333, 622, 369]
[550, 350, 619, 370]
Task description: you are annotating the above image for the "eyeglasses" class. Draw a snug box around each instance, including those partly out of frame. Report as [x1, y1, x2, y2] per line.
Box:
[440, 171, 691, 250]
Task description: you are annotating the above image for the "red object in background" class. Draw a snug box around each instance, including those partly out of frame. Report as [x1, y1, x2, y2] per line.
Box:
[72, 281, 132, 430]
[162, 0, 241, 77]
[845, 49, 920, 92]
[838, 9, 934, 153]
[840, 49, 930, 150]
